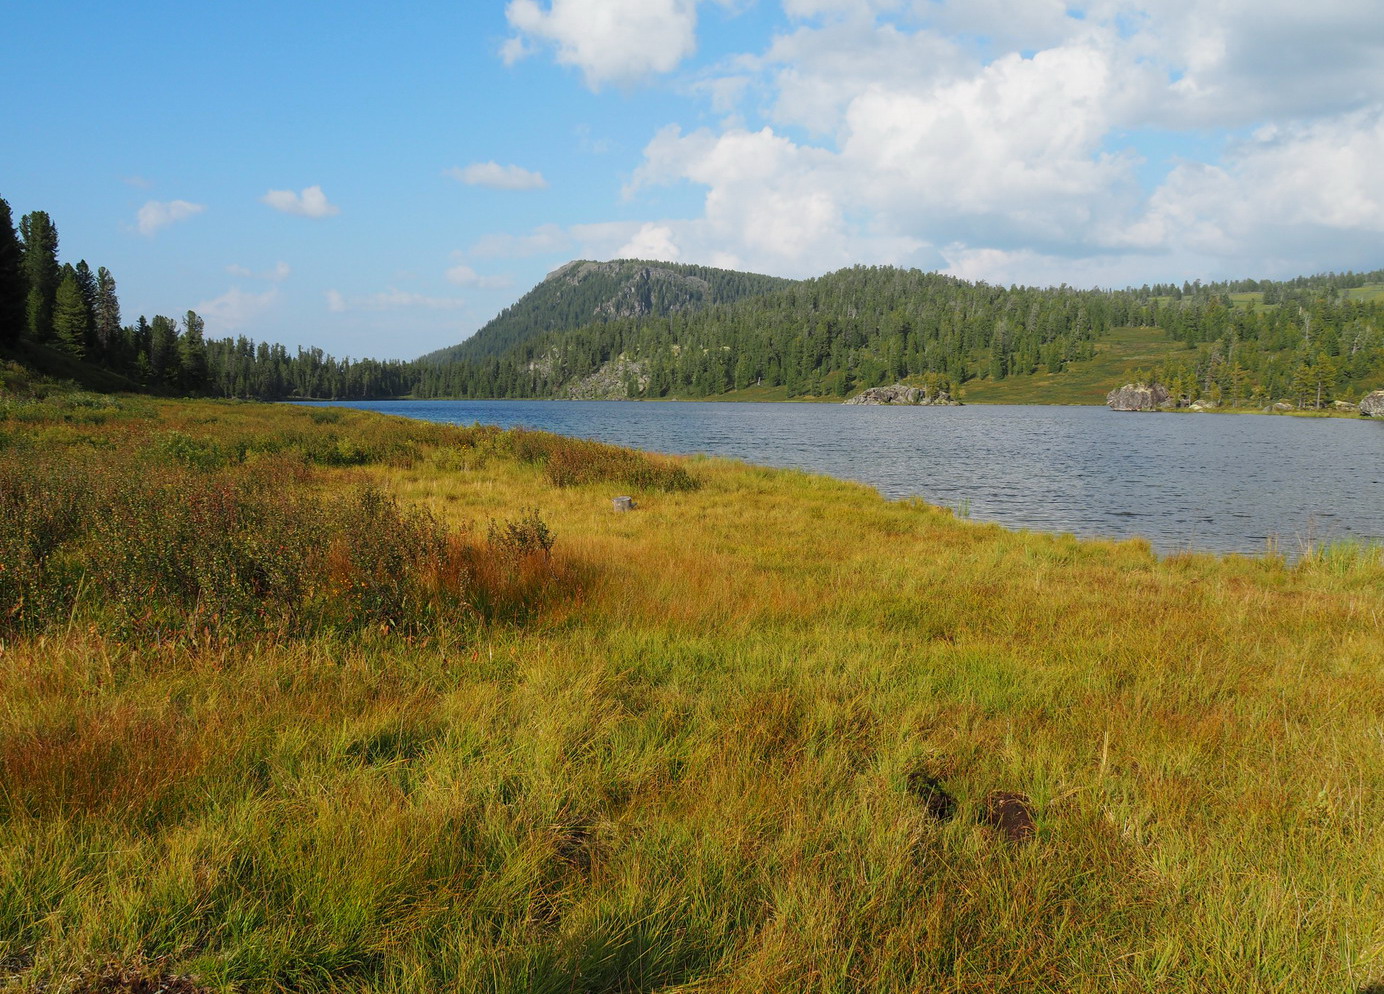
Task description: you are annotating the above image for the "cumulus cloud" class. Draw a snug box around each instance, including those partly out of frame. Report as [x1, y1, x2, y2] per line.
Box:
[598, 0, 1384, 283]
[616, 223, 682, 261]
[136, 199, 204, 236]
[445, 262, 513, 288]
[1116, 109, 1384, 268]
[195, 287, 278, 332]
[326, 288, 466, 312]
[445, 162, 548, 190]
[503, 0, 703, 88]
[227, 261, 292, 282]
[483, 0, 1382, 285]
[261, 185, 340, 218]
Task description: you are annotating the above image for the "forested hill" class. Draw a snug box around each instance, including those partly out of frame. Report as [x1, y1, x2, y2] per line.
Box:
[410, 264, 1384, 405]
[413, 265, 1137, 399]
[417, 259, 796, 365]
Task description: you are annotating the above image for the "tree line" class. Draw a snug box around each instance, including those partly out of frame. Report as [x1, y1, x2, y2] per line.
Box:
[4, 194, 1381, 406]
[1, 196, 413, 399]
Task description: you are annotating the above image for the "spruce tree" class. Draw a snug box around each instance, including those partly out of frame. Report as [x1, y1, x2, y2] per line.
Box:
[0, 198, 26, 344]
[51, 267, 90, 357]
[19, 211, 59, 342]
[149, 314, 181, 385]
[95, 267, 121, 357]
[74, 260, 97, 352]
[179, 309, 208, 391]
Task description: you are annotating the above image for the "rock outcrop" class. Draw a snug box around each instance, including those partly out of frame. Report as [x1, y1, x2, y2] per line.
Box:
[1360, 390, 1384, 417]
[844, 383, 958, 406]
[561, 355, 651, 400]
[1106, 382, 1171, 411]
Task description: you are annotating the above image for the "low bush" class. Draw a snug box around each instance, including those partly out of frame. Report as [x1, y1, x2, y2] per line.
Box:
[0, 450, 572, 643]
[505, 428, 699, 492]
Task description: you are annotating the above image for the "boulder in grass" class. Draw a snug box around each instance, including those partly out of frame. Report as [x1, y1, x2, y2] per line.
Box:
[1360, 390, 1384, 417]
[1106, 382, 1171, 411]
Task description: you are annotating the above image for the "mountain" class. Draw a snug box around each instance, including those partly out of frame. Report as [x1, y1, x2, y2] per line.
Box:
[417, 259, 796, 365]
[409, 264, 1384, 407]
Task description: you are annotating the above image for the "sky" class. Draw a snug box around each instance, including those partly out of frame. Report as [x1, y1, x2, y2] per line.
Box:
[3, 0, 1382, 361]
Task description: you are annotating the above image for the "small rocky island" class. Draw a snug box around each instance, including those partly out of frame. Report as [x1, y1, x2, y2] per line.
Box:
[844, 383, 960, 406]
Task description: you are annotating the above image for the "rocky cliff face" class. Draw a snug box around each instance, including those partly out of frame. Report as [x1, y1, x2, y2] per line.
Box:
[561, 356, 650, 400]
[546, 261, 713, 320]
[1360, 390, 1384, 416]
[844, 384, 959, 406]
[1107, 382, 1171, 411]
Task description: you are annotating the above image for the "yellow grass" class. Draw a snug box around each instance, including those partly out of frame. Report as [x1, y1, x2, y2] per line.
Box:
[2, 396, 1382, 993]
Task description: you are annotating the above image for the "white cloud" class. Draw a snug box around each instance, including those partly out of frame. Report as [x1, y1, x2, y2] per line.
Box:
[504, 0, 702, 88]
[593, 0, 1384, 284]
[445, 162, 548, 191]
[499, 35, 531, 65]
[445, 262, 513, 288]
[195, 287, 278, 332]
[470, 223, 573, 258]
[261, 185, 340, 218]
[1115, 109, 1384, 270]
[616, 223, 682, 261]
[136, 199, 204, 236]
[326, 288, 467, 312]
[227, 261, 292, 282]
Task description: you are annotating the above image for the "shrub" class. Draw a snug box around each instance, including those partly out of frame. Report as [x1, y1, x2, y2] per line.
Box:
[503, 429, 699, 492]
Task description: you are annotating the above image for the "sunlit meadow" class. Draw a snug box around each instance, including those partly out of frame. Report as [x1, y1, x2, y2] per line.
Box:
[2, 374, 1381, 992]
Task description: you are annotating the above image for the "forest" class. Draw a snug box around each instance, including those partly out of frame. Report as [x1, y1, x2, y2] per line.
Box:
[3, 195, 1382, 407]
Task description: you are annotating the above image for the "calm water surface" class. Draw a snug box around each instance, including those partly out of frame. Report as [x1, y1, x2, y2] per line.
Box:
[306, 400, 1384, 557]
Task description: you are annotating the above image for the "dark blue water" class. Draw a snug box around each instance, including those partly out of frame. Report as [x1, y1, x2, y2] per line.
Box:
[301, 400, 1384, 557]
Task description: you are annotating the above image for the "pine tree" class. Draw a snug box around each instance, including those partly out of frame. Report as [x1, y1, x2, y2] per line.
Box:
[51, 266, 90, 357]
[95, 267, 121, 356]
[149, 314, 181, 385]
[19, 211, 59, 342]
[0, 198, 26, 344]
[74, 260, 97, 352]
[179, 310, 208, 391]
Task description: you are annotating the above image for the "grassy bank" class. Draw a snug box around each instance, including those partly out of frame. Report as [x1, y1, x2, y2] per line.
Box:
[2, 390, 1382, 993]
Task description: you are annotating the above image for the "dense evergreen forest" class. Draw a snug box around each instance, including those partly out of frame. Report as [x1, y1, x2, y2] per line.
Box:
[0, 196, 414, 400]
[3, 194, 1381, 407]
[411, 264, 1384, 406]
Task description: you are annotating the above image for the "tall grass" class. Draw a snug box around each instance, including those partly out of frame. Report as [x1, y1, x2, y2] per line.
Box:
[1, 392, 1381, 992]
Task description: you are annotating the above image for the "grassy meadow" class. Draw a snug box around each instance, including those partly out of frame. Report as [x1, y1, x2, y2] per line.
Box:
[2, 375, 1383, 992]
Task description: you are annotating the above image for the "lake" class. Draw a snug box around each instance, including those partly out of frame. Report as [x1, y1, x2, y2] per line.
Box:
[300, 400, 1384, 557]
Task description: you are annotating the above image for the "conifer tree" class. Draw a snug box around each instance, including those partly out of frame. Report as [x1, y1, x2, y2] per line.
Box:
[0, 198, 26, 344]
[149, 314, 181, 385]
[51, 266, 90, 357]
[19, 211, 59, 342]
[74, 260, 97, 352]
[179, 309, 208, 391]
[95, 267, 120, 356]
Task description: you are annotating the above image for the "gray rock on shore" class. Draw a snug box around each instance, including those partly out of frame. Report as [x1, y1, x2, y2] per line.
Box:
[844, 383, 959, 406]
[1360, 390, 1384, 417]
[1106, 382, 1171, 412]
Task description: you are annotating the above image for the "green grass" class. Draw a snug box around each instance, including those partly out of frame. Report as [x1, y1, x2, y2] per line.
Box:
[960, 326, 1189, 405]
[2, 391, 1383, 992]
[1344, 283, 1384, 303]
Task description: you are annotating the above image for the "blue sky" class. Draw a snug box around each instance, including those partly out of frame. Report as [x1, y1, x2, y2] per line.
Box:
[3, 0, 1381, 360]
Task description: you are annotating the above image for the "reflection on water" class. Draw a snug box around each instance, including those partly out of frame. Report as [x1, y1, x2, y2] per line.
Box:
[299, 400, 1384, 557]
